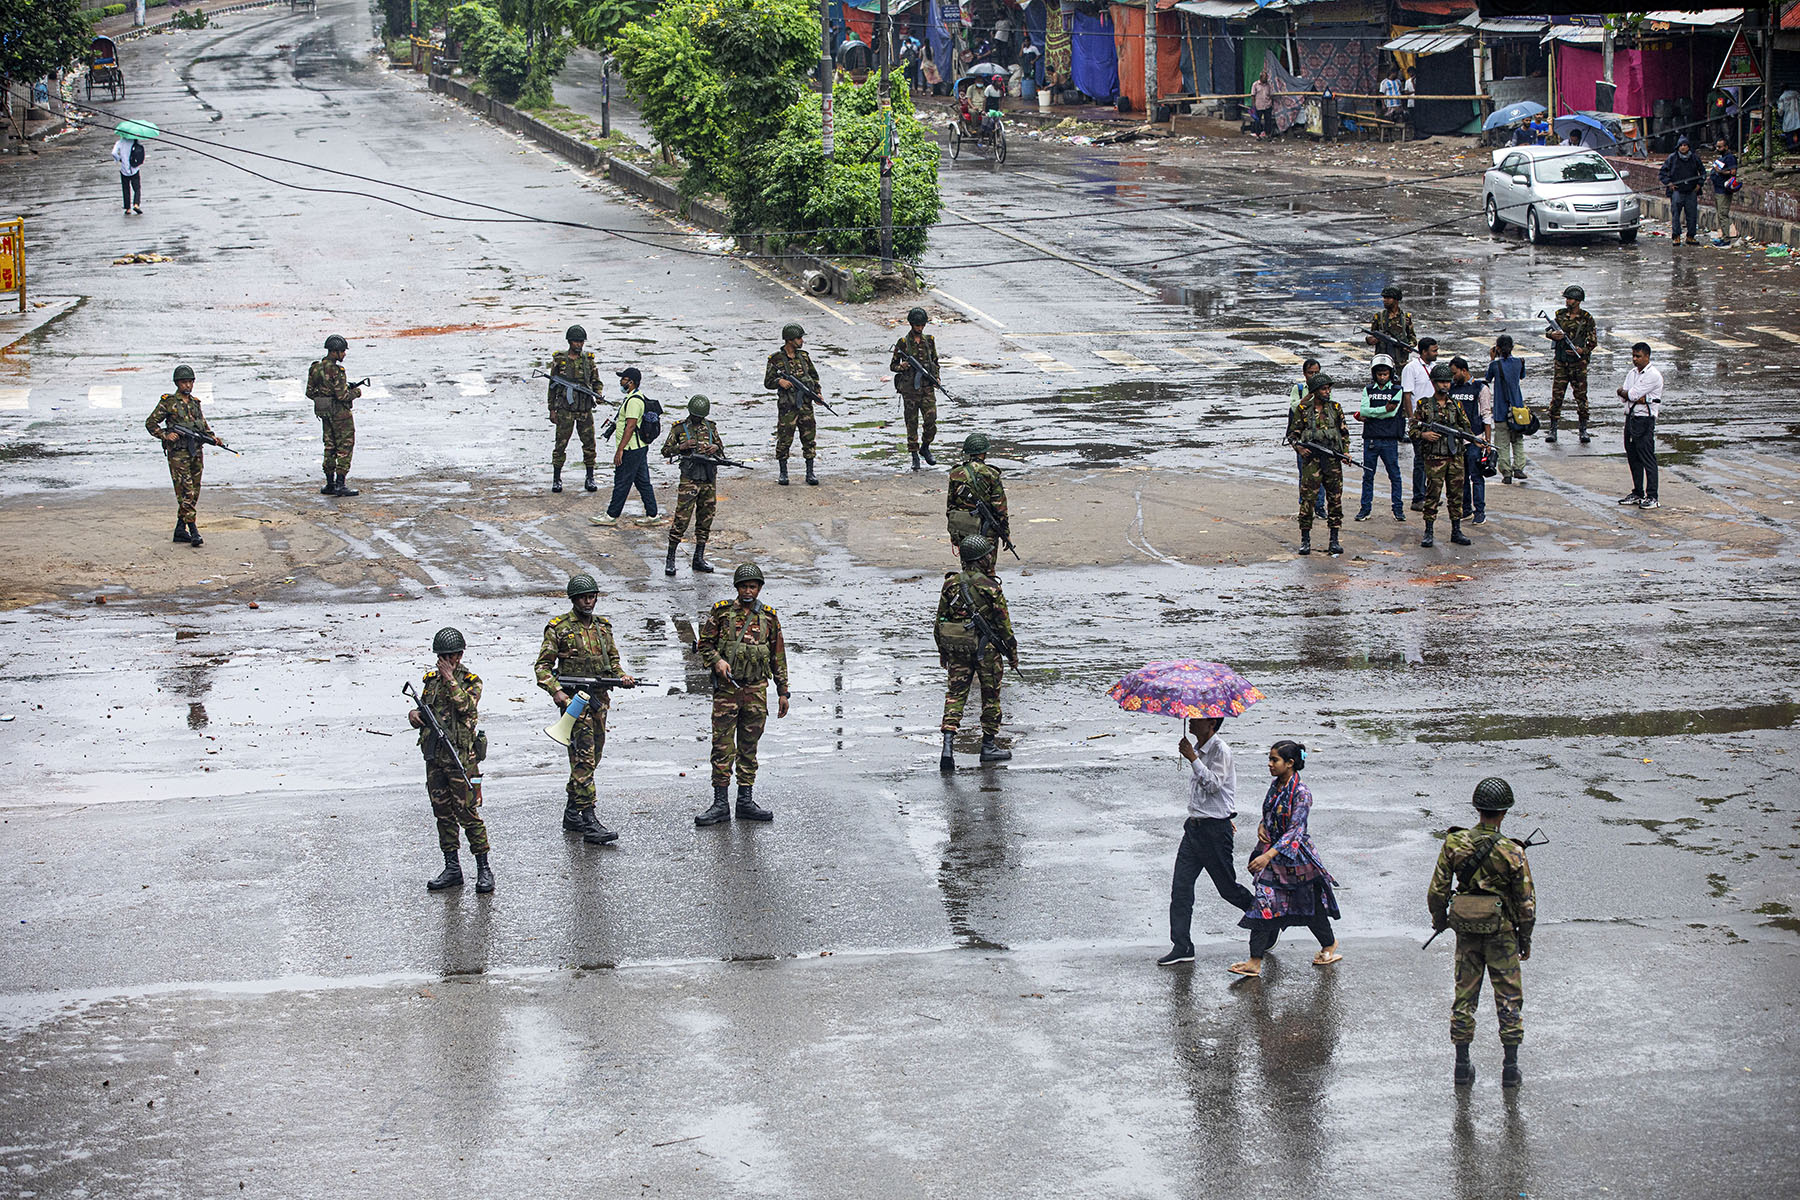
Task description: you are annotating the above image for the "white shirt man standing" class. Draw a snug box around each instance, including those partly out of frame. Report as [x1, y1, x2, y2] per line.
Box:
[1400, 336, 1439, 512]
[1617, 343, 1664, 509]
[1159, 716, 1254, 966]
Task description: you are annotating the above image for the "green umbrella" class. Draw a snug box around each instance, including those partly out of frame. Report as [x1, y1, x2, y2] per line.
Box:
[114, 119, 160, 140]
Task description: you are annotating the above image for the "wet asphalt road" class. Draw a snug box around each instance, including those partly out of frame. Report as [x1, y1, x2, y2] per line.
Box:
[2, 2, 1799, 1196]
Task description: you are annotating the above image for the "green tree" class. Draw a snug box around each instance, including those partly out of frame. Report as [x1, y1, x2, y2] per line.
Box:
[569, 0, 654, 48]
[0, 0, 92, 91]
[447, 1, 504, 73]
[481, 30, 531, 101]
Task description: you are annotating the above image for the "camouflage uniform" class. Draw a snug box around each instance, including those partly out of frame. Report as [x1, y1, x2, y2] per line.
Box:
[660, 415, 723, 544]
[533, 608, 622, 809]
[935, 568, 1016, 736]
[1291, 397, 1348, 532]
[1548, 306, 1597, 428]
[697, 598, 789, 787]
[144, 391, 212, 523]
[889, 330, 939, 453]
[1428, 826, 1537, 1045]
[1369, 308, 1417, 367]
[418, 663, 489, 855]
[764, 346, 820, 461]
[946, 459, 1008, 561]
[1410, 391, 1470, 523]
[546, 348, 601, 471]
[307, 357, 360, 477]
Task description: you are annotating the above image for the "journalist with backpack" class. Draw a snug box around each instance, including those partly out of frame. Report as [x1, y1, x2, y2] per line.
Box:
[591, 367, 663, 528]
[111, 136, 145, 215]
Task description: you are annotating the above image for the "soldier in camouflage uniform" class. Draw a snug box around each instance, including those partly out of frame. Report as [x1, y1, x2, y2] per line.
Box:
[935, 535, 1018, 770]
[1544, 285, 1597, 445]
[1289, 373, 1348, 557]
[1365, 285, 1417, 367]
[1411, 363, 1474, 548]
[946, 433, 1008, 573]
[145, 364, 225, 547]
[764, 323, 822, 486]
[660, 395, 724, 578]
[546, 324, 602, 493]
[1428, 776, 1537, 1088]
[409, 627, 494, 894]
[534, 573, 636, 845]
[307, 334, 362, 497]
[694, 563, 790, 826]
[889, 307, 940, 471]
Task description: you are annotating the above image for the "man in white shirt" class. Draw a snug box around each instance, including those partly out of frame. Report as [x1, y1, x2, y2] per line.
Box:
[111, 137, 142, 215]
[1400, 336, 1439, 512]
[1159, 716, 1254, 966]
[1616, 342, 1663, 509]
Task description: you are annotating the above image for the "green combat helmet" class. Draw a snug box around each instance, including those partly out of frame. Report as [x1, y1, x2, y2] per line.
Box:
[1381, 285, 1402, 300]
[687, 395, 711, 418]
[324, 334, 347, 352]
[1563, 285, 1585, 302]
[962, 432, 989, 458]
[959, 535, 994, 563]
[781, 323, 805, 342]
[907, 307, 929, 326]
[733, 563, 765, 586]
[1308, 373, 1334, 392]
[566, 324, 587, 343]
[1472, 777, 1515, 811]
[566, 573, 599, 599]
[172, 365, 195, 383]
[1430, 362, 1455, 383]
[432, 627, 466, 655]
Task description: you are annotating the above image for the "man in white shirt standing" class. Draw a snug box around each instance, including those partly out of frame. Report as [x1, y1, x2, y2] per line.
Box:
[1616, 342, 1663, 509]
[111, 136, 143, 215]
[1159, 716, 1254, 966]
[1400, 336, 1439, 512]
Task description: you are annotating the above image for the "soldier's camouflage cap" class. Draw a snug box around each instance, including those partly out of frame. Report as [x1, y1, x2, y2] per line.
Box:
[432, 627, 466, 654]
[688, 394, 710, 417]
[172, 364, 195, 382]
[566, 324, 587, 343]
[1430, 362, 1455, 382]
[782, 323, 805, 341]
[907, 307, 929, 326]
[566, 573, 600, 599]
[733, 563, 765, 585]
[962, 432, 989, 456]
[1473, 777, 1515, 811]
[959, 535, 994, 562]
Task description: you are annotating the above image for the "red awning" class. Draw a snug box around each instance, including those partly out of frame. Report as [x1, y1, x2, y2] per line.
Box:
[1404, 0, 1478, 15]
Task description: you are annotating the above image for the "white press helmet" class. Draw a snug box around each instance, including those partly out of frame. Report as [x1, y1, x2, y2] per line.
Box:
[1371, 353, 1395, 374]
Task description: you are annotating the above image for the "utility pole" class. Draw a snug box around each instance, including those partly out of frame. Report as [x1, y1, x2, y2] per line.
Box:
[820, 0, 835, 159]
[877, 0, 894, 274]
[1764, 3, 1776, 168]
[1144, 0, 1157, 122]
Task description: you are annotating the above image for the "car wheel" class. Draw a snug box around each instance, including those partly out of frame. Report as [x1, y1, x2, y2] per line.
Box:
[1526, 207, 1543, 244]
[1485, 194, 1503, 233]
[1620, 227, 1638, 244]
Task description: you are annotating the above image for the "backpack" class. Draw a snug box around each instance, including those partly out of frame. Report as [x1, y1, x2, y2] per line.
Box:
[1446, 834, 1509, 935]
[129, 141, 145, 168]
[637, 395, 662, 444]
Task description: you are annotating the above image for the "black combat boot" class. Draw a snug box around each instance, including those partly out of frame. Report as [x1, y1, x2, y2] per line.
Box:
[692, 540, 715, 573]
[1298, 528, 1312, 555]
[979, 734, 1011, 763]
[940, 730, 955, 772]
[186, 522, 203, 547]
[582, 808, 619, 845]
[1453, 1043, 1474, 1087]
[1501, 1044, 1521, 1087]
[333, 474, 360, 497]
[804, 459, 819, 486]
[1544, 422, 1559, 444]
[735, 785, 773, 822]
[665, 539, 679, 577]
[427, 851, 464, 892]
[552, 465, 564, 493]
[920, 443, 936, 466]
[474, 852, 495, 894]
[911, 449, 921, 471]
[173, 521, 191, 543]
[561, 801, 588, 833]
[1450, 521, 1472, 547]
[583, 464, 597, 493]
[320, 473, 335, 496]
[1421, 520, 1436, 548]
[695, 784, 731, 826]
[1327, 529, 1342, 557]
[778, 458, 790, 486]
[1578, 420, 1591, 446]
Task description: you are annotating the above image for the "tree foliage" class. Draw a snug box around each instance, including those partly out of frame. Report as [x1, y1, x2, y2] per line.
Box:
[0, 0, 92, 87]
[481, 30, 532, 102]
[569, 0, 654, 48]
[610, 0, 817, 202]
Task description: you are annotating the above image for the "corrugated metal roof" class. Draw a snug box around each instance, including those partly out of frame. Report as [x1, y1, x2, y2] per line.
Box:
[1642, 9, 1744, 26]
[1383, 29, 1475, 54]
[1173, 0, 1264, 17]
[1458, 13, 1548, 34]
[1542, 25, 1606, 45]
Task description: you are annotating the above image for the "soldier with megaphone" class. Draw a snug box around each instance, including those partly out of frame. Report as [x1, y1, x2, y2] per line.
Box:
[534, 573, 636, 845]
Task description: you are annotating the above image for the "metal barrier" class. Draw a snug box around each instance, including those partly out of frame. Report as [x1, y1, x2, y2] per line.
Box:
[0, 218, 23, 314]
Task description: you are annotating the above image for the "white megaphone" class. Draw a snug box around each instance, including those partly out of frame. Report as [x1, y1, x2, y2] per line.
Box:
[545, 689, 590, 746]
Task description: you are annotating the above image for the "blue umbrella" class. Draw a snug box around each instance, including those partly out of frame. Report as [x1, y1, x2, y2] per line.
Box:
[1484, 100, 1546, 132]
[1554, 112, 1620, 151]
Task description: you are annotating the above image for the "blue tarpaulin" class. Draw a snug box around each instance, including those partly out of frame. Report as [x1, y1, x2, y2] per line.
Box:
[927, 0, 956, 83]
[1068, 10, 1119, 102]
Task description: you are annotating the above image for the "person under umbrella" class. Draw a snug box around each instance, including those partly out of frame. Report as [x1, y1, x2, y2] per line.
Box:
[1230, 739, 1342, 977]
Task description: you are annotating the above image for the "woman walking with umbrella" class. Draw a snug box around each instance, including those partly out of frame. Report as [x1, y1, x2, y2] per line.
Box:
[1230, 739, 1341, 978]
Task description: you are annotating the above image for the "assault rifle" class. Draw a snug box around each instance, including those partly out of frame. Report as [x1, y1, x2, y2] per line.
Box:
[895, 344, 967, 404]
[1422, 826, 1548, 949]
[555, 674, 637, 698]
[960, 578, 1017, 666]
[775, 369, 839, 416]
[1361, 324, 1417, 358]
[351, 377, 372, 390]
[972, 495, 1018, 559]
[1537, 310, 1587, 367]
[679, 453, 753, 470]
[1287, 437, 1376, 473]
[168, 424, 239, 455]
[545, 675, 638, 745]
[403, 681, 480, 796]
[533, 370, 603, 407]
[1417, 422, 1488, 451]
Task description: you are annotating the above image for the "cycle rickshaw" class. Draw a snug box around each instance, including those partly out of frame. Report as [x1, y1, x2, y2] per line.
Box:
[948, 67, 1008, 163]
[87, 36, 124, 102]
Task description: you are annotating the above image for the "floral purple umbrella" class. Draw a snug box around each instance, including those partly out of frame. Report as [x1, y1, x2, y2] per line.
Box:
[1109, 660, 1265, 720]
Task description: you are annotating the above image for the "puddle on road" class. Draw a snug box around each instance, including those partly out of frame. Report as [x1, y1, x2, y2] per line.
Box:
[0, 442, 66, 463]
[1379, 701, 1800, 744]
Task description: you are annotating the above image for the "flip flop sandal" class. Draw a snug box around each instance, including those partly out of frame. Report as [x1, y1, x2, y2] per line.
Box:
[1227, 963, 1261, 978]
[1313, 951, 1344, 966]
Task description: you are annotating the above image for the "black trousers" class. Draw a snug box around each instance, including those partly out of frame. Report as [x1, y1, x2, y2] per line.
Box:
[1248, 914, 1335, 958]
[120, 173, 141, 210]
[1169, 817, 1254, 949]
[606, 445, 658, 517]
[1625, 415, 1658, 500]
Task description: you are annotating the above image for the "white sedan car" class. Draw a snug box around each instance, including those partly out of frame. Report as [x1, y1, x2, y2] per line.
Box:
[1484, 145, 1642, 244]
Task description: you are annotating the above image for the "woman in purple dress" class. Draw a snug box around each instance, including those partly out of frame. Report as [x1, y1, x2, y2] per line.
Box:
[1229, 740, 1342, 977]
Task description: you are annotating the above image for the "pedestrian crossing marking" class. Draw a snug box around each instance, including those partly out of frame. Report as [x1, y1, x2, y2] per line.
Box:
[652, 365, 691, 384]
[1093, 349, 1160, 372]
[451, 371, 491, 397]
[839, 362, 868, 379]
[1636, 338, 1679, 353]
[941, 356, 985, 374]
[1021, 351, 1076, 374]
[89, 385, 122, 409]
[0, 387, 28, 411]
[1749, 326, 1800, 345]
[1170, 346, 1223, 364]
[1681, 332, 1754, 348]
[361, 384, 391, 399]
[1244, 346, 1304, 365]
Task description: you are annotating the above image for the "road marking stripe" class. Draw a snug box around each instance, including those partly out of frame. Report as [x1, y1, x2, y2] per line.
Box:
[930, 287, 1006, 328]
[1020, 351, 1075, 373]
[451, 371, 491, 396]
[1750, 326, 1800, 345]
[735, 257, 858, 326]
[1094, 349, 1160, 371]
[89, 385, 122, 409]
[1636, 338, 1679, 353]
[1681, 331, 1755, 348]
[0, 387, 29, 411]
[1245, 346, 1304, 365]
[1170, 346, 1222, 363]
[652, 366, 691, 384]
[272, 378, 304, 403]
